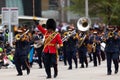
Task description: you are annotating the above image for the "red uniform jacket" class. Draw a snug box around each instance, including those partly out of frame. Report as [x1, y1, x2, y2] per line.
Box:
[37, 25, 63, 54]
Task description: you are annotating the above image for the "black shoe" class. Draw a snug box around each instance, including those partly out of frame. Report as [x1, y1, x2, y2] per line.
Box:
[86, 64, 88, 68]
[107, 72, 111, 75]
[80, 65, 84, 68]
[89, 60, 92, 62]
[94, 65, 97, 67]
[68, 66, 72, 70]
[115, 70, 118, 74]
[46, 76, 51, 79]
[99, 63, 101, 65]
[27, 69, 30, 75]
[64, 64, 67, 66]
[54, 73, 58, 78]
[80, 66, 84, 68]
[39, 66, 42, 69]
[17, 73, 23, 76]
[75, 65, 78, 68]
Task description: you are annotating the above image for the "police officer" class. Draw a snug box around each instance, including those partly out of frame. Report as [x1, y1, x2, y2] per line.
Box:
[105, 26, 119, 75]
[13, 29, 30, 76]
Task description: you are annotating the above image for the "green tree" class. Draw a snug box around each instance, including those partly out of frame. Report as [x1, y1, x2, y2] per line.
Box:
[68, 0, 120, 25]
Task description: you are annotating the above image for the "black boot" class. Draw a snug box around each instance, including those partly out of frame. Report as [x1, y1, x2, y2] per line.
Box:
[53, 64, 58, 78]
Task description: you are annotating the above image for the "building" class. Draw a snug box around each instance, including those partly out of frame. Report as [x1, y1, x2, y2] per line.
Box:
[0, 0, 41, 17]
[0, 0, 79, 24]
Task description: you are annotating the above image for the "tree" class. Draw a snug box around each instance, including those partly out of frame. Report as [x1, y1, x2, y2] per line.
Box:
[68, 0, 120, 26]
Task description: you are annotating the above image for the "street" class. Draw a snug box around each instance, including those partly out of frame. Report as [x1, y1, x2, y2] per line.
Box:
[0, 60, 119, 80]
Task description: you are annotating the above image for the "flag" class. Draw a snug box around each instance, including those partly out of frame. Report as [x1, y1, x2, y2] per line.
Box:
[28, 47, 34, 63]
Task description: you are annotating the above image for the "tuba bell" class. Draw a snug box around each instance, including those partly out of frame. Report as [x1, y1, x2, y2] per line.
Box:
[77, 17, 91, 47]
[77, 17, 91, 31]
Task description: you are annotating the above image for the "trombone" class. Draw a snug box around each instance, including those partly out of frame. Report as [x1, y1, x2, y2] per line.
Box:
[14, 29, 29, 41]
[62, 30, 76, 42]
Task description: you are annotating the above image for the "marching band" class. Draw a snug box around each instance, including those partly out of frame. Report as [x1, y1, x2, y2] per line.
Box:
[0, 17, 120, 79]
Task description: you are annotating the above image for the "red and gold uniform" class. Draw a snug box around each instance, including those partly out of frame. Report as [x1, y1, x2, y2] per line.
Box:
[35, 18, 63, 79]
[37, 25, 63, 54]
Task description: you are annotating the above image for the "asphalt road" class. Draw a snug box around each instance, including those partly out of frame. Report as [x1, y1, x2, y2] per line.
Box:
[0, 60, 119, 80]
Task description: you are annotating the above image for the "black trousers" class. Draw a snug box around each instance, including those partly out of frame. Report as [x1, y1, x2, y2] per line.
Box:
[14, 56, 30, 75]
[93, 51, 101, 66]
[0, 61, 3, 69]
[67, 50, 77, 68]
[43, 53, 58, 77]
[78, 52, 88, 67]
[106, 52, 119, 73]
[35, 45, 44, 68]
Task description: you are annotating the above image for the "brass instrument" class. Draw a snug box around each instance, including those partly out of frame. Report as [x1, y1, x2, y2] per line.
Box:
[77, 17, 91, 31]
[15, 34, 21, 40]
[34, 34, 45, 48]
[92, 42, 96, 53]
[87, 43, 93, 53]
[14, 29, 29, 41]
[77, 17, 91, 47]
[108, 31, 114, 38]
[92, 35, 96, 53]
[34, 40, 44, 48]
[62, 30, 76, 42]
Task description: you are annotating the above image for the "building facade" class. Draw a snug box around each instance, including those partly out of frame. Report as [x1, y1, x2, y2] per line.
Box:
[0, 0, 41, 17]
[0, 0, 79, 23]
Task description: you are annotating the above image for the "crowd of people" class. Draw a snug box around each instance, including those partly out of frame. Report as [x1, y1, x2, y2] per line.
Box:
[0, 18, 120, 79]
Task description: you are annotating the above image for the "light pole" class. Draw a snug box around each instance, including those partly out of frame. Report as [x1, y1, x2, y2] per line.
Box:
[32, 0, 35, 17]
[85, 0, 89, 17]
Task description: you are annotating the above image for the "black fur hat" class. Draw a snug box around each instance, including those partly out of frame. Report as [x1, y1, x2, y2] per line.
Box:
[46, 19, 56, 31]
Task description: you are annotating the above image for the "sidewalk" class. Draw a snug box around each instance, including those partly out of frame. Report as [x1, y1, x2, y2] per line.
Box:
[0, 60, 119, 80]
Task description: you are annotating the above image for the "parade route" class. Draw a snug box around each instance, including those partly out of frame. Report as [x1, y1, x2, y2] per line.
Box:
[0, 60, 119, 80]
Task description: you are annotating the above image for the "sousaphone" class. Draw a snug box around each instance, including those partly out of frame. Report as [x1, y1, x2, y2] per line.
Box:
[77, 17, 91, 47]
[77, 17, 91, 31]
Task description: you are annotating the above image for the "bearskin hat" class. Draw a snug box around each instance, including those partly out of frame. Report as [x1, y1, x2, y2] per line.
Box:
[46, 19, 56, 31]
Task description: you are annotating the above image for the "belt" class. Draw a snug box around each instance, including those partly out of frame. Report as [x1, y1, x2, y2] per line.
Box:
[47, 43, 55, 46]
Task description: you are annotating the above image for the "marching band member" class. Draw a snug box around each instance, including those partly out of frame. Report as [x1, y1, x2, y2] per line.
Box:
[78, 34, 88, 68]
[65, 27, 78, 70]
[91, 30, 101, 67]
[117, 30, 120, 62]
[13, 29, 30, 76]
[34, 18, 63, 79]
[104, 26, 119, 75]
[33, 31, 44, 68]
[61, 30, 69, 66]
[87, 33, 93, 62]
